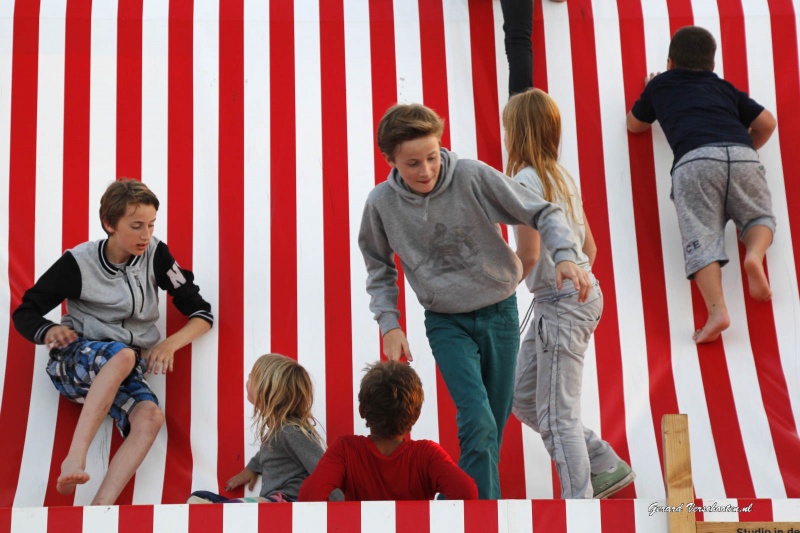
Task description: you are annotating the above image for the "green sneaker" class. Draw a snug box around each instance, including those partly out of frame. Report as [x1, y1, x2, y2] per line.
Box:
[592, 460, 635, 498]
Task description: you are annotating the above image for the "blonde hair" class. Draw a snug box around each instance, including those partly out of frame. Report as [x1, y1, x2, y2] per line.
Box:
[503, 88, 579, 222]
[249, 353, 322, 446]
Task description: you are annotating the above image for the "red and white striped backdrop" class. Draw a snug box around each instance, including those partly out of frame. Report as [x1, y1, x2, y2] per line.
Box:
[1, 0, 800, 515]
[3, 499, 800, 533]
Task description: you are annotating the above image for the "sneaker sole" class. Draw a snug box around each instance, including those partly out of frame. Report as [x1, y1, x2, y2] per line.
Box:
[594, 471, 636, 499]
[186, 495, 213, 504]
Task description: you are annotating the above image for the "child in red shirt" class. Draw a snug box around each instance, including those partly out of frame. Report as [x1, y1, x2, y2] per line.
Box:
[298, 361, 477, 501]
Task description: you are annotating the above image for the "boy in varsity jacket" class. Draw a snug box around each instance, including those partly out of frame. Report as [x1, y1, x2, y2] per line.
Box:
[13, 178, 213, 505]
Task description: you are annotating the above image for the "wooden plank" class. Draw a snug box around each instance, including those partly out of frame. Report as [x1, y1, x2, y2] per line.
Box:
[663, 414, 696, 533]
[697, 522, 800, 533]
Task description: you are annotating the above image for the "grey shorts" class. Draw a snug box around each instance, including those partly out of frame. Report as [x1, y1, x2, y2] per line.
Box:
[671, 144, 776, 278]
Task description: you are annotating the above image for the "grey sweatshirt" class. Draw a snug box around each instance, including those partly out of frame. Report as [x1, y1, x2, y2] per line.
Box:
[358, 148, 582, 335]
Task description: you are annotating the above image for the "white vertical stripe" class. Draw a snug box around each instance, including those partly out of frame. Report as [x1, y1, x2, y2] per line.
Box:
[634, 499, 670, 533]
[89, 0, 117, 239]
[243, 0, 271, 484]
[223, 500, 258, 530]
[0, 0, 13, 412]
[700, 498, 739, 522]
[638, 0, 725, 499]
[442, 0, 477, 158]
[11, 508, 48, 533]
[772, 498, 800, 521]
[393, 0, 422, 104]
[390, 0, 440, 444]
[83, 505, 119, 533]
[503, 499, 533, 533]
[593, 0, 662, 499]
[343, 0, 377, 437]
[153, 504, 189, 533]
[190, 0, 221, 493]
[690, 0, 722, 74]
[520, 424, 553, 498]
[14, 0, 66, 508]
[744, 0, 800, 439]
[362, 501, 396, 533]
[137, 0, 171, 504]
[76, 420, 114, 505]
[294, 0, 326, 432]
[566, 499, 601, 533]
[293, 502, 327, 533]
[430, 500, 464, 533]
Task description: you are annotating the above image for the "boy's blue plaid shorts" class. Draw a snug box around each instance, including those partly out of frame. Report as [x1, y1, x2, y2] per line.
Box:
[46, 338, 159, 437]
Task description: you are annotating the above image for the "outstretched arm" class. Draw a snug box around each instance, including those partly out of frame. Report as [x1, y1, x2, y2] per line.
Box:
[514, 225, 540, 281]
[626, 111, 651, 133]
[144, 317, 211, 374]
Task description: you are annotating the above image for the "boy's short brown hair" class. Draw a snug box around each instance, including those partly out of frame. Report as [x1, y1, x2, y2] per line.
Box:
[668, 26, 716, 71]
[358, 361, 424, 439]
[376, 103, 445, 160]
[99, 178, 160, 235]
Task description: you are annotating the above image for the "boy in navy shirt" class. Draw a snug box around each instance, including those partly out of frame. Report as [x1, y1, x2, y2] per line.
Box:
[627, 26, 777, 343]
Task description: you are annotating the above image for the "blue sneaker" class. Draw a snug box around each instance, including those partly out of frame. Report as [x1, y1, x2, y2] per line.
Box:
[592, 460, 635, 498]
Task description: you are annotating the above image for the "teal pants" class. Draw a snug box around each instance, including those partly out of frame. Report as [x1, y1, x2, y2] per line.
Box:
[424, 294, 519, 499]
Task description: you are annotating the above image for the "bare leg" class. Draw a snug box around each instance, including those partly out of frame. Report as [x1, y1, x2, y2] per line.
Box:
[57, 348, 137, 495]
[742, 225, 773, 301]
[91, 400, 164, 505]
[692, 262, 731, 344]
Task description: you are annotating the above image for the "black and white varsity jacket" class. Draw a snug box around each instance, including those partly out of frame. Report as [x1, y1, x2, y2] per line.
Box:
[13, 237, 214, 349]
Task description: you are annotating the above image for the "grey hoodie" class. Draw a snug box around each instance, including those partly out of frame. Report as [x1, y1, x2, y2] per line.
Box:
[358, 148, 582, 335]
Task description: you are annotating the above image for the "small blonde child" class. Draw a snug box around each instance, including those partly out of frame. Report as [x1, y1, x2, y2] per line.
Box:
[503, 88, 634, 499]
[189, 353, 339, 503]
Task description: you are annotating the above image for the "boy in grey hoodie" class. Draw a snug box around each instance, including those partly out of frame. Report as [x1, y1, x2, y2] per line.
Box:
[358, 103, 589, 499]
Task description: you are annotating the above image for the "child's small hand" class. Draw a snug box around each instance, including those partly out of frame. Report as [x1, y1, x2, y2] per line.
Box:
[144, 339, 177, 374]
[555, 261, 591, 302]
[644, 72, 659, 86]
[226, 468, 259, 492]
[44, 325, 78, 350]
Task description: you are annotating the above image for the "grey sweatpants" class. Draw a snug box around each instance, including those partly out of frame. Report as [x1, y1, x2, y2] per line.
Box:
[512, 281, 621, 499]
[672, 144, 776, 279]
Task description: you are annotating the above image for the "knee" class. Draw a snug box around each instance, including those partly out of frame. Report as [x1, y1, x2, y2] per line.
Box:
[458, 408, 498, 452]
[130, 402, 164, 434]
[512, 399, 539, 432]
[115, 348, 138, 372]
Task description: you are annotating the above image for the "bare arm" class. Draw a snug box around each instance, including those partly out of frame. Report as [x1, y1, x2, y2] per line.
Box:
[626, 111, 651, 133]
[144, 317, 211, 374]
[514, 225, 540, 282]
[582, 212, 597, 267]
[749, 109, 777, 150]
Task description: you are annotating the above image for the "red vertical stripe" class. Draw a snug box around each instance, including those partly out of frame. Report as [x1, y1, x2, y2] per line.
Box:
[47, 507, 82, 533]
[0, 0, 41, 508]
[694, 290, 755, 496]
[721, 0, 800, 497]
[531, 499, 566, 532]
[218, 0, 245, 495]
[617, 0, 680, 472]
[466, 0, 525, 498]
[767, 0, 800, 303]
[42, 0, 94, 508]
[567, 0, 634, 496]
[328, 501, 361, 532]
[119, 505, 154, 533]
[188, 503, 223, 533]
[269, 0, 298, 359]
[532, 0, 547, 92]
[367, 0, 407, 361]
[464, 500, 499, 533]
[417, 0, 459, 468]
[396, 500, 430, 533]
[319, 0, 354, 441]
[113, 19, 142, 502]
[163, 0, 196, 503]
[600, 499, 636, 532]
[259, 502, 292, 530]
[0, 508, 9, 533]
[117, 0, 143, 180]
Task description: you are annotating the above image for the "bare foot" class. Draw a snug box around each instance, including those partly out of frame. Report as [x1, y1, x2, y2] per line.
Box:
[693, 308, 730, 344]
[57, 458, 89, 495]
[744, 254, 772, 301]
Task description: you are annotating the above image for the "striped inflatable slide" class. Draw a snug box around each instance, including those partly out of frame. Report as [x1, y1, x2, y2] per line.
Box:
[1, 0, 799, 529]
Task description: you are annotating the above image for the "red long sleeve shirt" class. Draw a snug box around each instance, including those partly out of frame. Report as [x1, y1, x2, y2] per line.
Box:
[298, 435, 477, 501]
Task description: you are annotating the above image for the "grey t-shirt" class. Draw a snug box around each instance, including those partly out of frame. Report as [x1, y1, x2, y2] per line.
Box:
[245, 425, 327, 500]
[513, 166, 591, 297]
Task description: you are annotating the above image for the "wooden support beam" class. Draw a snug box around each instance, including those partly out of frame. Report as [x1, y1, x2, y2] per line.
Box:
[663, 414, 696, 533]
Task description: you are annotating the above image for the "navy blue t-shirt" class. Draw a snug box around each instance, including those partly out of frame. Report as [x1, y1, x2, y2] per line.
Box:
[630, 68, 764, 166]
